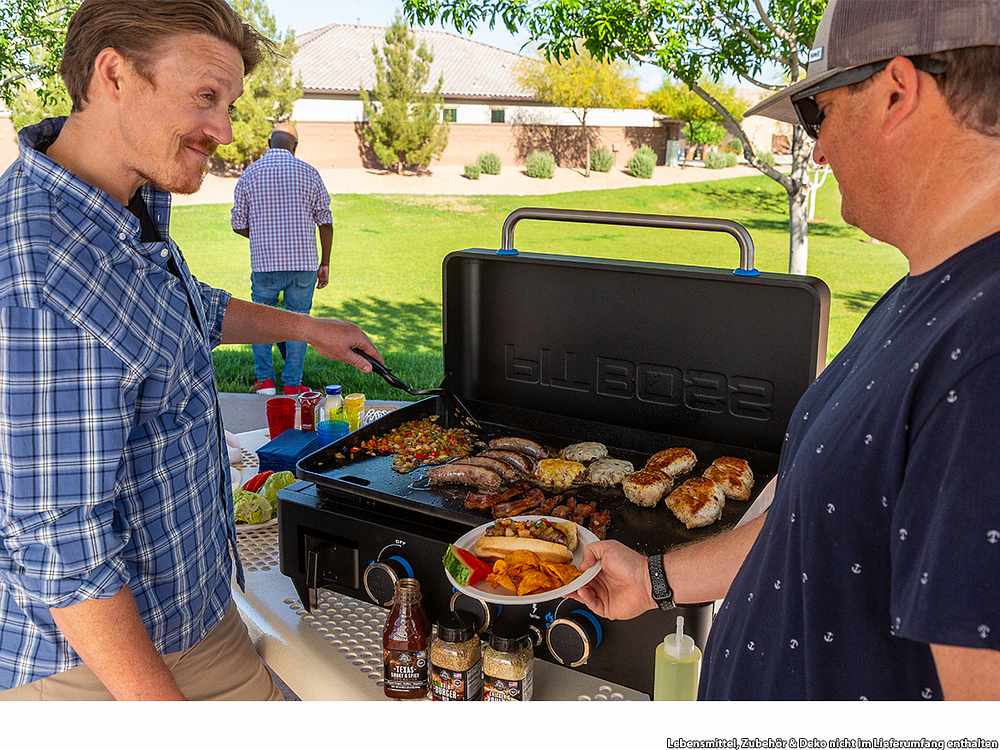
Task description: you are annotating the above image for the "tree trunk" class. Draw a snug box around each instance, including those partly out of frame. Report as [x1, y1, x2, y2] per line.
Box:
[786, 125, 812, 275]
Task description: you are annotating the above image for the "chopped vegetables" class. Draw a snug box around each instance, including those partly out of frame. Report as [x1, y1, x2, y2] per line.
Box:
[261, 470, 295, 513]
[234, 489, 271, 525]
[241, 470, 273, 494]
[357, 418, 475, 473]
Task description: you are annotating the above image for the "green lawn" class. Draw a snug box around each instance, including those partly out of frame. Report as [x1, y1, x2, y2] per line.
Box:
[172, 175, 907, 398]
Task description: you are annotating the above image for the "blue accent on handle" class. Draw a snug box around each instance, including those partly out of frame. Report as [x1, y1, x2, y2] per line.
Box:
[496, 248, 519, 256]
[572, 608, 604, 648]
[733, 267, 761, 277]
[387, 555, 414, 578]
[544, 611, 555, 624]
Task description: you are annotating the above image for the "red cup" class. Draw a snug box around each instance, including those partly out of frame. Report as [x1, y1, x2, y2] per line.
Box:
[265, 396, 296, 439]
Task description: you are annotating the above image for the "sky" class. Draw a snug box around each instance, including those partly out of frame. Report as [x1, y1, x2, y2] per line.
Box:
[266, 0, 674, 92]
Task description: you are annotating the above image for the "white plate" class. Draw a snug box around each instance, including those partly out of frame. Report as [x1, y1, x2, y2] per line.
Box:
[444, 515, 602, 605]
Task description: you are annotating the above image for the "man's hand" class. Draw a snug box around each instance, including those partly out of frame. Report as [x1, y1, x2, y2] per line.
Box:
[317, 264, 329, 289]
[306, 317, 383, 373]
[568, 540, 657, 620]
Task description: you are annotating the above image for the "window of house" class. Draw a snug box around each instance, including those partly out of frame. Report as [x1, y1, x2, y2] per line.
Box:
[490, 108, 506, 124]
[442, 108, 458, 123]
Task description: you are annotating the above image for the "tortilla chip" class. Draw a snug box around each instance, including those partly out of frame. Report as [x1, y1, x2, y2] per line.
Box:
[504, 550, 541, 568]
[516, 570, 556, 596]
[487, 573, 517, 593]
[491, 560, 507, 576]
[543, 562, 582, 586]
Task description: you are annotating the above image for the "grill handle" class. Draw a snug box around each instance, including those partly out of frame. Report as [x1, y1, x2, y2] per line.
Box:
[499, 207, 758, 275]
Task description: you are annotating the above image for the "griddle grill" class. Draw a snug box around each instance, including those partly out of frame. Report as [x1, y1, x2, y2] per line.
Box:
[279, 208, 829, 696]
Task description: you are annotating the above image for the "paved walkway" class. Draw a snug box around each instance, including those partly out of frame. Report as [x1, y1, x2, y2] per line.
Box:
[174, 163, 762, 206]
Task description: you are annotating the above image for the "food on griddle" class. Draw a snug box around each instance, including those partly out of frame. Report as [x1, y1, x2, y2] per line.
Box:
[452, 455, 523, 483]
[559, 441, 608, 463]
[487, 437, 548, 461]
[587, 457, 634, 487]
[666, 477, 726, 529]
[571, 502, 595, 524]
[622, 468, 673, 508]
[492, 488, 546, 519]
[532, 458, 587, 492]
[703, 457, 754, 501]
[428, 464, 503, 492]
[588, 510, 611, 540]
[480, 449, 534, 474]
[464, 483, 532, 510]
[357, 417, 475, 473]
[646, 447, 698, 478]
[474, 518, 577, 563]
[486, 550, 582, 596]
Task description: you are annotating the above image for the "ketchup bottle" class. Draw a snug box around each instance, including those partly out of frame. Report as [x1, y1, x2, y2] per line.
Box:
[382, 578, 430, 699]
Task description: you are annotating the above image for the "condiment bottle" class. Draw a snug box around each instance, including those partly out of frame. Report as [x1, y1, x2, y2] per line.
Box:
[653, 615, 702, 700]
[430, 613, 482, 701]
[343, 392, 366, 432]
[382, 578, 430, 699]
[482, 628, 533, 701]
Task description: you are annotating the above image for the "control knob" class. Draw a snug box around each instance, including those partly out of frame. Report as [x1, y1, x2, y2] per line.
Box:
[449, 591, 496, 634]
[363, 555, 414, 607]
[545, 608, 604, 668]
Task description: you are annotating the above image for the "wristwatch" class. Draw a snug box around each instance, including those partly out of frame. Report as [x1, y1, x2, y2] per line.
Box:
[647, 554, 675, 611]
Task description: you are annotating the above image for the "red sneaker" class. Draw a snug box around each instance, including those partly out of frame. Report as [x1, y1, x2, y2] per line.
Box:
[282, 384, 311, 396]
[253, 379, 277, 395]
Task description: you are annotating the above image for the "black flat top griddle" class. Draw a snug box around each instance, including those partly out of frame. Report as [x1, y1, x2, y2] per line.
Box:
[297, 209, 828, 555]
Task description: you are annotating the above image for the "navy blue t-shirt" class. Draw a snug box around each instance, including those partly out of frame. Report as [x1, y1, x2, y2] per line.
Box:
[700, 232, 1000, 700]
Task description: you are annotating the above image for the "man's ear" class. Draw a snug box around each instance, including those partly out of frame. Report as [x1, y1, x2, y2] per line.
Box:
[88, 47, 130, 105]
[879, 56, 923, 138]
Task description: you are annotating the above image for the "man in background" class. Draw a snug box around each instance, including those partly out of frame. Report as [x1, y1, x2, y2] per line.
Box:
[232, 122, 333, 395]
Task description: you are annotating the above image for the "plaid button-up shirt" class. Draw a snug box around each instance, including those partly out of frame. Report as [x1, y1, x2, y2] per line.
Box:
[0, 118, 241, 690]
[231, 148, 332, 273]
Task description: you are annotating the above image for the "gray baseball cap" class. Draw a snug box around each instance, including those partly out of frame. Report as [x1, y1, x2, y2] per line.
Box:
[746, 0, 1000, 123]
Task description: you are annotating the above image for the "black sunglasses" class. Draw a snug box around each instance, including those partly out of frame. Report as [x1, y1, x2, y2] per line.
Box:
[791, 56, 948, 139]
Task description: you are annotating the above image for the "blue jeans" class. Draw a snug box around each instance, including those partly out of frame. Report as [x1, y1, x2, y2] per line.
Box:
[250, 271, 317, 386]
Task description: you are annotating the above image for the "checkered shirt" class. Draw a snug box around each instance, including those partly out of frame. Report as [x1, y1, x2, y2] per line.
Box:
[231, 148, 332, 273]
[0, 118, 241, 690]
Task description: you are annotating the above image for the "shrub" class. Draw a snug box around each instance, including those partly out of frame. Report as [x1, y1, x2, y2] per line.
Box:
[723, 138, 743, 154]
[756, 150, 776, 168]
[477, 152, 502, 175]
[626, 147, 656, 179]
[590, 147, 615, 173]
[704, 151, 739, 169]
[463, 163, 481, 180]
[525, 150, 556, 179]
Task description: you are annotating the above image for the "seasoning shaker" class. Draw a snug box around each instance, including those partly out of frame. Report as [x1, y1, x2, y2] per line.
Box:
[482, 627, 534, 701]
[430, 613, 482, 701]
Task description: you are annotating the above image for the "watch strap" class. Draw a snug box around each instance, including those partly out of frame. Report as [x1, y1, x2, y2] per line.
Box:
[647, 554, 675, 611]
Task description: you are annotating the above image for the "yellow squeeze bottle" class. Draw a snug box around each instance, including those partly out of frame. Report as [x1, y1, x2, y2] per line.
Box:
[653, 615, 702, 701]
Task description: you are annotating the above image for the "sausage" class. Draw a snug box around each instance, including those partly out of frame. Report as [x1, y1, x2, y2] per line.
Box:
[427, 464, 503, 492]
[487, 437, 548, 461]
[452, 456, 523, 483]
[571, 502, 595, 524]
[492, 489, 546, 518]
[540, 494, 563, 515]
[479, 450, 534, 474]
[465, 492, 490, 509]
[551, 504, 572, 519]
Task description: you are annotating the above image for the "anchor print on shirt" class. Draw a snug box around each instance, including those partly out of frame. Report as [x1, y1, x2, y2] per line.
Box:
[920, 572, 929, 585]
[898, 528, 909, 541]
[921, 687, 934, 700]
[823, 632, 834, 643]
[951, 348, 962, 360]
[978, 625, 991, 640]
[773, 579, 782, 590]
[826, 503, 836, 514]
[987, 529, 1000, 544]
[789, 639, 799, 650]
[864, 434, 873, 446]
[851, 563, 862, 575]
[946, 390, 958, 404]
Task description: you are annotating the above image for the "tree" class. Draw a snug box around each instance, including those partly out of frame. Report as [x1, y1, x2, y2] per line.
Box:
[517, 49, 640, 176]
[360, 17, 449, 173]
[214, 0, 301, 170]
[0, 0, 79, 109]
[648, 79, 747, 160]
[403, 0, 827, 275]
[10, 68, 70, 130]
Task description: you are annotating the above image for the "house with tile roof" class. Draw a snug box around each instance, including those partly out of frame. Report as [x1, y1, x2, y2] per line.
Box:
[289, 24, 682, 170]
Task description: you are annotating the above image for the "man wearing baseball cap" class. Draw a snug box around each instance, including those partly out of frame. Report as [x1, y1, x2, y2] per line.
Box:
[573, 0, 1000, 699]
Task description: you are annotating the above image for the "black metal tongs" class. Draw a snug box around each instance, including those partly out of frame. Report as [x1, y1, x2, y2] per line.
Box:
[352, 348, 481, 430]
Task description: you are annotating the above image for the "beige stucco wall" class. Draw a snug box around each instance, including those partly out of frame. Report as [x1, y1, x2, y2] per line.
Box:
[294, 121, 682, 170]
[1, 117, 19, 170]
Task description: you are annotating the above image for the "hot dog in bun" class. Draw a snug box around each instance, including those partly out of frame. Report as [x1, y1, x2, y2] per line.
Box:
[472, 517, 577, 564]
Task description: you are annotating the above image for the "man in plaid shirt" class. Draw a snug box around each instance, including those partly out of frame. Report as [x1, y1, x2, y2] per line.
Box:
[0, 0, 380, 700]
[231, 123, 333, 396]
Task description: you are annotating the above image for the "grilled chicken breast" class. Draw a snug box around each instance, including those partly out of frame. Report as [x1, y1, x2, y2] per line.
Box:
[666, 477, 725, 529]
[622, 469, 673, 508]
[587, 458, 634, 487]
[560, 441, 609, 463]
[703, 457, 754, 501]
[646, 447, 698, 478]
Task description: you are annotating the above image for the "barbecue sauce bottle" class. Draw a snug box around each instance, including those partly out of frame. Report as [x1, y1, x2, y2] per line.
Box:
[382, 578, 430, 699]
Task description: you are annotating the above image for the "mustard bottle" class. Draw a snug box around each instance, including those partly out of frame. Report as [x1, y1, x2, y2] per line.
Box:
[653, 615, 701, 701]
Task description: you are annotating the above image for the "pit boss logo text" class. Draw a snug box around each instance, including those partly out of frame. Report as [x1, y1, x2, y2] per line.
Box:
[504, 345, 774, 421]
